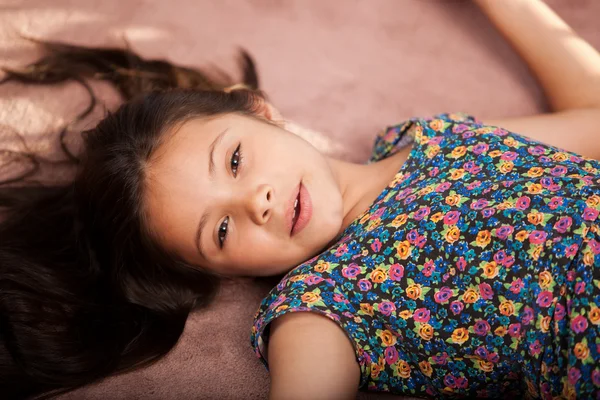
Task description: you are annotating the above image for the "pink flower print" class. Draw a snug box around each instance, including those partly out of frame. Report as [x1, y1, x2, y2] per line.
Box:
[333, 293, 349, 304]
[486, 352, 499, 363]
[453, 124, 469, 134]
[473, 319, 490, 336]
[471, 198, 489, 210]
[457, 257, 466, 271]
[335, 243, 348, 257]
[548, 184, 562, 191]
[475, 346, 488, 359]
[540, 155, 551, 162]
[548, 196, 563, 210]
[384, 346, 398, 365]
[414, 206, 431, 221]
[434, 287, 453, 304]
[495, 225, 514, 240]
[407, 229, 419, 244]
[537, 291, 553, 307]
[416, 235, 427, 249]
[342, 265, 361, 279]
[413, 307, 431, 323]
[575, 281, 586, 295]
[553, 216, 572, 234]
[404, 194, 417, 205]
[444, 374, 458, 389]
[379, 301, 396, 317]
[529, 230, 548, 245]
[592, 369, 600, 387]
[522, 307, 535, 325]
[540, 177, 555, 188]
[422, 260, 435, 277]
[358, 279, 372, 292]
[583, 207, 599, 222]
[305, 275, 324, 285]
[450, 301, 464, 315]
[467, 180, 482, 190]
[500, 151, 518, 161]
[429, 166, 440, 177]
[455, 377, 468, 389]
[529, 340, 542, 356]
[389, 264, 405, 281]
[432, 352, 449, 365]
[554, 303, 566, 321]
[550, 165, 567, 176]
[509, 278, 524, 294]
[515, 196, 531, 210]
[463, 160, 481, 174]
[479, 283, 494, 300]
[430, 136, 443, 145]
[528, 145, 547, 156]
[444, 211, 461, 225]
[481, 208, 495, 218]
[508, 323, 521, 338]
[373, 207, 386, 218]
[590, 239, 600, 255]
[272, 295, 286, 308]
[567, 270, 576, 282]
[371, 239, 382, 252]
[472, 142, 489, 155]
[503, 255, 515, 268]
[568, 367, 581, 386]
[435, 181, 452, 193]
[571, 315, 588, 334]
[493, 250, 507, 265]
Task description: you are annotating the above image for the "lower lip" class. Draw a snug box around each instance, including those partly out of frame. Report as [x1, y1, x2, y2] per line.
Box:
[292, 183, 312, 236]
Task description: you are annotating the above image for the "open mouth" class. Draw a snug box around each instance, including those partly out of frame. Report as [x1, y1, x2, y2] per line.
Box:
[291, 190, 301, 232]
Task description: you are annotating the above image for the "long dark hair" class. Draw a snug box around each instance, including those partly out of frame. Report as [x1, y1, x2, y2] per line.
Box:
[0, 40, 264, 399]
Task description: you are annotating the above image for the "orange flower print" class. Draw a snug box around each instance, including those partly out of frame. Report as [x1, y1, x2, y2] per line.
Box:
[390, 213, 408, 227]
[586, 194, 600, 207]
[301, 291, 321, 304]
[527, 211, 544, 225]
[538, 270, 553, 289]
[499, 300, 515, 316]
[495, 326, 507, 336]
[450, 145, 467, 158]
[399, 310, 413, 319]
[446, 226, 461, 244]
[540, 315, 551, 333]
[574, 342, 589, 360]
[528, 183, 543, 194]
[589, 307, 600, 325]
[445, 194, 461, 206]
[360, 303, 374, 316]
[429, 119, 444, 132]
[463, 288, 479, 303]
[475, 230, 492, 248]
[527, 166, 545, 177]
[515, 230, 529, 242]
[370, 268, 388, 283]
[431, 211, 444, 223]
[314, 260, 330, 273]
[450, 168, 466, 180]
[419, 324, 434, 341]
[397, 360, 411, 379]
[489, 150, 503, 158]
[451, 327, 469, 344]
[552, 152, 569, 162]
[482, 261, 498, 279]
[498, 161, 514, 173]
[419, 361, 433, 377]
[396, 240, 411, 259]
[477, 360, 494, 372]
[380, 329, 397, 347]
[406, 284, 422, 300]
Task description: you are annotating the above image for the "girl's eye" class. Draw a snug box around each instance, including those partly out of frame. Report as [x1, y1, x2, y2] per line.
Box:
[231, 144, 242, 177]
[218, 216, 229, 248]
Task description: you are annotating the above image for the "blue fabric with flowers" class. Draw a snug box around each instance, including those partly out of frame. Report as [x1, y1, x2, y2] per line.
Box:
[251, 113, 600, 399]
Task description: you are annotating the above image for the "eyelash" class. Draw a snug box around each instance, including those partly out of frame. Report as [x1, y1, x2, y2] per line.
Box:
[218, 143, 243, 249]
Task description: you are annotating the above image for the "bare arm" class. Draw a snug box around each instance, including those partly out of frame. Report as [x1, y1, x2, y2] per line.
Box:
[267, 312, 360, 400]
[473, 0, 600, 159]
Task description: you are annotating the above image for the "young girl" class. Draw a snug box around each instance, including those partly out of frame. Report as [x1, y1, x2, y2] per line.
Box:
[1, 0, 599, 399]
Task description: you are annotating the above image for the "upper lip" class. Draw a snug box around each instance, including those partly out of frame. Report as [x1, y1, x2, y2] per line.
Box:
[286, 182, 301, 235]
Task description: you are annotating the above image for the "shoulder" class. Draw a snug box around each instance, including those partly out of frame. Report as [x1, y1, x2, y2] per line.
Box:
[267, 312, 360, 399]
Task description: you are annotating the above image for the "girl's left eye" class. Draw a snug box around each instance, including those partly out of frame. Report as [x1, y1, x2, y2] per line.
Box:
[231, 144, 242, 177]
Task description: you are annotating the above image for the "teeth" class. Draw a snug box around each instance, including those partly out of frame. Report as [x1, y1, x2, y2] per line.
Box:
[292, 199, 299, 220]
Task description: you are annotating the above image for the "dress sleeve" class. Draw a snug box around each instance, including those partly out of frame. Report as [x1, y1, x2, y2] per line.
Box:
[250, 273, 371, 387]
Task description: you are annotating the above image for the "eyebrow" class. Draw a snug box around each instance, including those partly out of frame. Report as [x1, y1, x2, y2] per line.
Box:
[195, 128, 228, 259]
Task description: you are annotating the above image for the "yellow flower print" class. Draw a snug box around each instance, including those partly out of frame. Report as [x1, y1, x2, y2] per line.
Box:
[498, 161, 514, 173]
[499, 300, 515, 316]
[527, 183, 543, 194]
[396, 240, 411, 260]
[301, 291, 321, 304]
[314, 260, 330, 273]
[527, 211, 544, 225]
[574, 342, 590, 360]
[399, 310, 413, 319]
[275, 305, 289, 313]
[488, 150, 503, 158]
[495, 326, 507, 336]
[290, 274, 308, 282]
[360, 303, 374, 316]
[532, 245, 543, 261]
[390, 213, 408, 228]
[503, 137, 517, 147]
[552, 152, 569, 162]
[406, 284, 422, 300]
[450, 145, 467, 158]
[397, 360, 411, 379]
[463, 288, 479, 303]
[540, 315, 551, 333]
[451, 327, 469, 344]
[380, 329, 397, 347]
[450, 168, 466, 180]
[482, 261, 498, 279]
[445, 194, 461, 206]
[515, 230, 529, 242]
[589, 307, 600, 325]
[583, 250, 595, 266]
[430, 212, 444, 223]
[419, 324, 434, 341]
[527, 167, 545, 177]
[419, 361, 433, 377]
[370, 268, 388, 283]
[445, 226, 460, 244]
[538, 270, 553, 289]
[477, 360, 494, 372]
[475, 230, 492, 248]
[586, 194, 600, 207]
[429, 119, 444, 132]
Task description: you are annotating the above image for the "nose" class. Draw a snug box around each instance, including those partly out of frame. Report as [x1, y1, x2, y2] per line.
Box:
[246, 184, 273, 225]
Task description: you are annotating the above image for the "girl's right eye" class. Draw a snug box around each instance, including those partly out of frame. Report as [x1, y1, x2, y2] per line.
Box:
[218, 216, 229, 249]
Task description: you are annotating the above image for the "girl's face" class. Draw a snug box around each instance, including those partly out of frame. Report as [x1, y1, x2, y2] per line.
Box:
[145, 113, 344, 276]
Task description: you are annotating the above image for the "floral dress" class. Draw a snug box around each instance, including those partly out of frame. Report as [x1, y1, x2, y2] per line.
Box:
[251, 113, 600, 399]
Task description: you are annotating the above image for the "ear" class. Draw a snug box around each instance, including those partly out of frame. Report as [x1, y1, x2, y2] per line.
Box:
[256, 99, 283, 123]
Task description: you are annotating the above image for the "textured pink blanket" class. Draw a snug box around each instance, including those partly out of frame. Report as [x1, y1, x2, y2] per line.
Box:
[1, 0, 598, 399]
